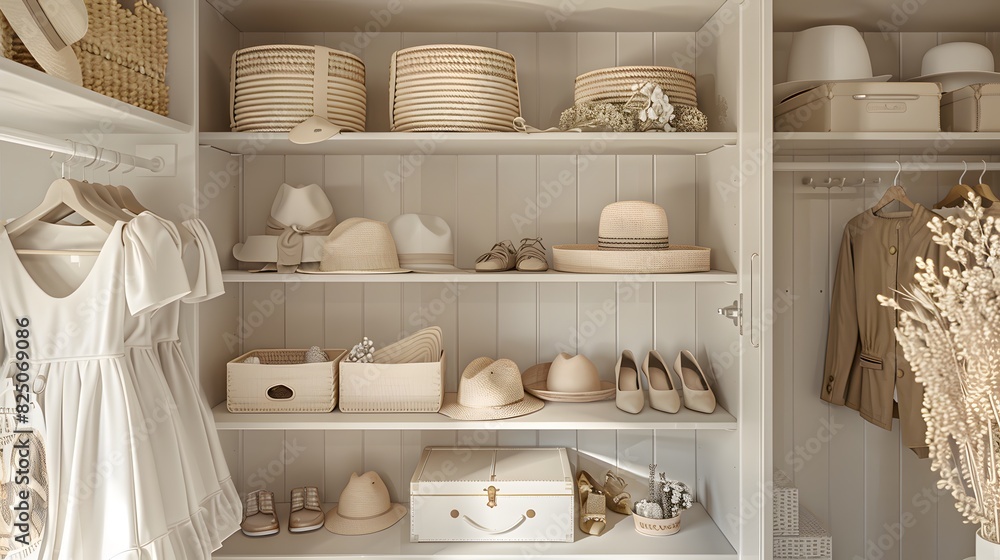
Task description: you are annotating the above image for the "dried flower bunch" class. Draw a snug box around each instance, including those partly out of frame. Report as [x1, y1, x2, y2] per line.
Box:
[346, 337, 376, 363]
[633, 464, 694, 520]
[559, 82, 708, 133]
[879, 195, 1000, 543]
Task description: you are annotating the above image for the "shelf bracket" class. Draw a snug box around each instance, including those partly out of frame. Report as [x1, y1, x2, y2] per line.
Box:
[718, 294, 743, 335]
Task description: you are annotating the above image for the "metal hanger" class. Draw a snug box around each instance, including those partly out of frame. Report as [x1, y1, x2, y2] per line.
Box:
[872, 162, 915, 215]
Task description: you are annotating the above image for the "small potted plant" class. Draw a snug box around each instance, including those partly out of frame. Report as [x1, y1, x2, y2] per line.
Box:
[631, 464, 694, 536]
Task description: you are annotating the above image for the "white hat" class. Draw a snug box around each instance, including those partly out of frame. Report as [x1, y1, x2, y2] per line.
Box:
[774, 25, 891, 104]
[439, 357, 544, 420]
[0, 0, 87, 84]
[388, 214, 462, 272]
[552, 201, 711, 274]
[907, 42, 1000, 93]
[233, 183, 337, 272]
[298, 217, 409, 274]
[522, 353, 615, 403]
[325, 471, 407, 535]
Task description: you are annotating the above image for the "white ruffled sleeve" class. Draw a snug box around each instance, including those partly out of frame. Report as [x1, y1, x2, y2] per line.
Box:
[180, 219, 225, 303]
[123, 213, 192, 315]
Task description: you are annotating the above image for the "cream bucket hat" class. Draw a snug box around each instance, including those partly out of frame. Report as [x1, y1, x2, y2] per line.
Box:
[439, 357, 544, 420]
[298, 218, 409, 274]
[907, 42, 1000, 92]
[0, 0, 87, 84]
[522, 353, 614, 403]
[325, 471, 407, 535]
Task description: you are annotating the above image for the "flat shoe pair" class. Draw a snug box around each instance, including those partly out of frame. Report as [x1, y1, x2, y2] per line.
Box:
[615, 349, 717, 414]
[241, 487, 324, 537]
[475, 238, 548, 272]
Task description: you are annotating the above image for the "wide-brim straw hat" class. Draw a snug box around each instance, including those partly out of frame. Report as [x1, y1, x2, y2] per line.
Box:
[325, 471, 407, 535]
[553, 201, 711, 274]
[522, 353, 614, 403]
[439, 357, 544, 420]
[906, 42, 1000, 92]
[298, 217, 409, 274]
[0, 0, 87, 84]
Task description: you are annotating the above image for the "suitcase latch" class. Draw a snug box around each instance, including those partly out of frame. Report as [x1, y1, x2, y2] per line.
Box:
[484, 485, 499, 508]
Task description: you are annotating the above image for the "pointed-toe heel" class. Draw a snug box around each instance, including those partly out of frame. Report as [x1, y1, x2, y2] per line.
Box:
[643, 350, 680, 413]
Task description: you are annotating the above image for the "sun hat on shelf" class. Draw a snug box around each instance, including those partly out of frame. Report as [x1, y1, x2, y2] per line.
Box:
[324, 471, 407, 536]
[906, 42, 1000, 92]
[552, 201, 711, 274]
[373, 326, 443, 364]
[522, 353, 614, 403]
[388, 214, 463, 272]
[0, 0, 87, 84]
[774, 25, 891, 105]
[298, 217, 409, 274]
[233, 183, 337, 272]
[439, 357, 544, 420]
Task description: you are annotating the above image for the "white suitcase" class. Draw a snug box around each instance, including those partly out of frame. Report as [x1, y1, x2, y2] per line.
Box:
[409, 447, 574, 542]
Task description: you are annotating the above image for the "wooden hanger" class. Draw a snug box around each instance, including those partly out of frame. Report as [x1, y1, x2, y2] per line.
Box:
[934, 161, 977, 209]
[5, 178, 116, 239]
[973, 160, 999, 207]
[872, 162, 916, 215]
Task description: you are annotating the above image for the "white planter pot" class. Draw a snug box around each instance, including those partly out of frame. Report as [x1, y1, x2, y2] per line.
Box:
[978, 530, 1000, 560]
[632, 512, 681, 536]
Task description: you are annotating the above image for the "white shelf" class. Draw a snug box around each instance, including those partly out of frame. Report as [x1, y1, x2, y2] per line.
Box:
[0, 59, 189, 135]
[773, 132, 1000, 156]
[212, 401, 737, 431]
[221, 270, 737, 284]
[200, 132, 736, 156]
[213, 502, 735, 560]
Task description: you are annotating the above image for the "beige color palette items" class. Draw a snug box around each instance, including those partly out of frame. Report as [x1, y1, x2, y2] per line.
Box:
[439, 357, 544, 420]
[574, 65, 699, 107]
[522, 353, 615, 402]
[325, 472, 406, 535]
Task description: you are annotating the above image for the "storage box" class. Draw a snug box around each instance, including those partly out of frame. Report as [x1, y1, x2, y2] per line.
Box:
[226, 348, 346, 413]
[775, 82, 942, 132]
[773, 469, 799, 536]
[942, 83, 1000, 132]
[339, 351, 446, 413]
[410, 447, 574, 542]
[773, 507, 832, 559]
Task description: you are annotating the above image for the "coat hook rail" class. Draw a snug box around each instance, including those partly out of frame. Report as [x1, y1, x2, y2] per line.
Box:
[0, 126, 163, 173]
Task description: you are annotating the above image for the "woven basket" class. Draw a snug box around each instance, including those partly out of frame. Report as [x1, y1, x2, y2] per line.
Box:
[339, 350, 446, 413]
[231, 44, 366, 133]
[227, 348, 346, 413]
[390, 44, 521, 132]
[574, 66, 698, 108]
[552, 244, 711, 274]
[773, 507, 832, 558]
[1, 0, 169, 116]
[773, 470, 800, 536]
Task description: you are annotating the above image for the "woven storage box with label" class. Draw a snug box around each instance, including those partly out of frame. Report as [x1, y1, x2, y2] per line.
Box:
[773, 506, 832, 559]
[775, 82, 941, 132]
[773, 469, 799, 536]
[410, 447, 574, 542]
[942, 83, 1000, 132]
[339, 350, 445, 413]
[227, 349, 346, 413]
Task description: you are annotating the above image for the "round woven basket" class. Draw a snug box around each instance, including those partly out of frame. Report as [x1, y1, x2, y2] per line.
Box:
[231, 44, 367, 132]
[390, 44, 521, 132]
[552, 244, 711, 274]
[574, 65, 699, 107]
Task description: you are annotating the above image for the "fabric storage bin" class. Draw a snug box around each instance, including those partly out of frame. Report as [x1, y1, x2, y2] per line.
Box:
[410, 447, 574, 542]
[227, 348, 346, 413]
[942, 83, 1000, 132]
[339, 351, 445, 413]
[775, 82, 942, 132]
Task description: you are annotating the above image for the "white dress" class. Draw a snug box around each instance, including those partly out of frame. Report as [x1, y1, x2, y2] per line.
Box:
[0, 216, 188, 559]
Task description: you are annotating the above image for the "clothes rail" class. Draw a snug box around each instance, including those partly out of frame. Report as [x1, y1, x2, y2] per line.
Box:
[0, 126, 164, 173]
[774, 161, 1000, 172]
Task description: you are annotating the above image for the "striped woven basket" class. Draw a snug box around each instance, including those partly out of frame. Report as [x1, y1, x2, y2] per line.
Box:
[574, 66, 699, 108]
[0, 0, 168, 116]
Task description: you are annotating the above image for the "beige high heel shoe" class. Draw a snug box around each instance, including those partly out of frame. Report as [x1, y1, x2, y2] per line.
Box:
[577, 471, 607, 536]
[615, 350, 644, 414]
[643, 350, 680, 413]
[674, 350, 717, 413]
[603, 471, 632, 515]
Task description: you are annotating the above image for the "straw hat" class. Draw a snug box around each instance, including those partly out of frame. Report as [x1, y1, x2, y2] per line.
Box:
[552, 201, 711, 274]
[373, 326, 443, 364]
[298, 218, 409, 274]
[0, 0, 87, 84]
[774, 25, 891, 104]
[522, 353, 614, 403]
[388, 214, 462, 272]
[439, 357, 544, 420]
[233, 183, 337, 272]
[907, 42, 1000, 92]
[325, 471, 407, 535]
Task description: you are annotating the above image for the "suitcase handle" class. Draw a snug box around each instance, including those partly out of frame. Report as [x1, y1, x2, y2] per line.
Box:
[461, 514, 527, 535]
[852, 94, 920, 101]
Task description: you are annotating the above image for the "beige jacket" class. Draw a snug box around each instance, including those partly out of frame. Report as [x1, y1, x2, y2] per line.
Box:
[822, 204, 945, 458]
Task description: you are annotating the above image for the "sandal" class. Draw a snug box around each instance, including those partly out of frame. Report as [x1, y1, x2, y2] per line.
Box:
[515, 237, 549, 271]
[603, 471, 632, 515]
[475, 240, 516, 272]
[577, 471, 608, 536]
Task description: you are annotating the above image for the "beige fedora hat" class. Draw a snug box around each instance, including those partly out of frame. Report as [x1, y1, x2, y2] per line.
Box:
[907, 42, 1000, 92]
[439, 357, 544, 420]
[233, 183, 336, 272]
[325, 471, 407, 535]
[522, 353, 614, 403]
[0, 0, 87, 84]
[552, 201, 711, 274]
[388, 214, 462, 272]
[298, 217, 409, 274]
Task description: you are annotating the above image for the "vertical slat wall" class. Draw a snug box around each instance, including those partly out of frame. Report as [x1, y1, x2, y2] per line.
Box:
[774, 30, 1000, 560]
[210, 31, 743, 524]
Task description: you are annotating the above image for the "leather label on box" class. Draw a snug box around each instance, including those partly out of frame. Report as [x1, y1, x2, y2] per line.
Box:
[866, 102, 906, 113]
